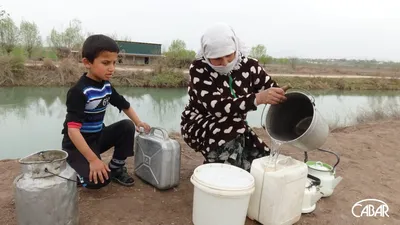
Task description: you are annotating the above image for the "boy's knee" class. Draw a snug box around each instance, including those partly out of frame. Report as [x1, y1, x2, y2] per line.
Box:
[120, 119, 136, 134]
[82, 177, 111, 189]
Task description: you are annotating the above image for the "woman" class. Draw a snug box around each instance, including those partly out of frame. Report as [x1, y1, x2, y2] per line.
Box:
[180, 23, 287, 171]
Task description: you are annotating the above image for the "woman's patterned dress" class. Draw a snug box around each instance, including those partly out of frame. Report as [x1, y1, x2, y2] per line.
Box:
[180, 56, 280, 171]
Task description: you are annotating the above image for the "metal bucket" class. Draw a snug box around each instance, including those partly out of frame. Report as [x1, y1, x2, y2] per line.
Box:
[263, 90, 329, 151]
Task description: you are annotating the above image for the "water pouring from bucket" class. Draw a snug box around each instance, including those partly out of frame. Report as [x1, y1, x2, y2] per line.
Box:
[262, 85, 330, 153]
[263, 84, 294, 170]
[261, 86, 343, 196]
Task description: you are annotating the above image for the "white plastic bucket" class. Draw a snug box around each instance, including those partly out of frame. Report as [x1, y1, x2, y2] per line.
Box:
[190, 163, 255, 225]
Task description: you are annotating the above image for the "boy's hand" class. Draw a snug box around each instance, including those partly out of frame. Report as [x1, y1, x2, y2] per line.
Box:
[89, 158, 111, 184]
[136, 121, 151, 133]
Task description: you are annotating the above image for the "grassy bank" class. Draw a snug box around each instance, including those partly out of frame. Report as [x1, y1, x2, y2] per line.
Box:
[355, 105, 400, 124]
[273, 76, 400, 91]
[1, 56, 400, 90]
[0, 57, 190, 88]
[329, 106, 400, 133]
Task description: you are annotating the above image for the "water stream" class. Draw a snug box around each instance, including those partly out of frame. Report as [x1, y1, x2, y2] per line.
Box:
[265, 139, 284, 171]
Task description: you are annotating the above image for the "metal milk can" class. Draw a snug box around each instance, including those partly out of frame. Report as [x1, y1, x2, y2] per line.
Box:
[13, 149, 79, 225]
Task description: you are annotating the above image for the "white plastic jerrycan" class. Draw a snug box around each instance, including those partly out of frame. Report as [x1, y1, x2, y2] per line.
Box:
[248, 154, 308, 225]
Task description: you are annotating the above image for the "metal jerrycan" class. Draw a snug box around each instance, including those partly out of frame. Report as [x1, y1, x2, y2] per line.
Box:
[134, 127, 181, 190]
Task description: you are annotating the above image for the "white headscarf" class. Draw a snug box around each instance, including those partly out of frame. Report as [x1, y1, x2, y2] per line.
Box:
[196, 23, 249, 75]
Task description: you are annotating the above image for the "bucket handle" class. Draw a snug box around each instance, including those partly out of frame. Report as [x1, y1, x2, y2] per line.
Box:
[149, 127, 169, 140]
[286, 88, 316, 105]
[44, 168, 79, 183]
[317, 148, 341, 171]
[260, 104, 269, 129]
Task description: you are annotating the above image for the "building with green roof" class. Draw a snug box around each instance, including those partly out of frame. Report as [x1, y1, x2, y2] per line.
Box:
[115, 40, 163, 65]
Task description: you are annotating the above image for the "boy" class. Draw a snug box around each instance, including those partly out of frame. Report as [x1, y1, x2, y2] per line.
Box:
[61, 34, 151, 189]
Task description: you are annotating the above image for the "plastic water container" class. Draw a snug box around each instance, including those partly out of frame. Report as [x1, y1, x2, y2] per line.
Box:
[247, 154, 308, 225]
[190, 163, 255, 225]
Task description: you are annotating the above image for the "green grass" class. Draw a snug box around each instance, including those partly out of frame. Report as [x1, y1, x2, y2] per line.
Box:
[9, 46, 58, 60]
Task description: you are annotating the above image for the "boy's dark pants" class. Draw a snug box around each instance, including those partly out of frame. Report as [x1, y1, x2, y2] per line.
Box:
[62, 119, 136, 189]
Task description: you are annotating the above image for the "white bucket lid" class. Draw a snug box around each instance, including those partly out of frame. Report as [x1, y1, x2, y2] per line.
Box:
[191, 163, 255, 196]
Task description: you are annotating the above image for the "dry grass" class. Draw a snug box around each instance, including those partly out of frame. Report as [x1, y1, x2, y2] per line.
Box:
[0, 55, 25, 85]
[1, 56, 400, 90]
[111, 69, 189, 88]
[265, 63, 400, 77]
[355, 105, 400, 124]
[330, 104, 400, 132]
[58, 58, 81, 85]
[274, 76, 400, 90]
[42, 58, 57, 70]
[0, 56, 81, 86]
[0, 56, 190, 88]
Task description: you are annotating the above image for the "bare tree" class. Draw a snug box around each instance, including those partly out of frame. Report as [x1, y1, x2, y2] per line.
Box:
[47, 19, 84, 59]
[0, 7, 6, 20]
[168, 39, 186, 52]
[62, 19, 84, 49]
[120, 36, 132, 41]
[164, 39, 196, 68]
[289, 57, 298, 70]
[107, 32, 118, 40]
[19, 20, 42, 58]
[249, 44, 273, 65]
[107, 32, 131, 41]
[250, 44, 267, 59]
[0, 16, 19, 54]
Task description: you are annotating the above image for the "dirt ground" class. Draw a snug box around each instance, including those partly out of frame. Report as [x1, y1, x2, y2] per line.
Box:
[1, 120, 399, 225]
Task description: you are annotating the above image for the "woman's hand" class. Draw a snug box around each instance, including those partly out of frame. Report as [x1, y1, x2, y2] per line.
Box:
[256, 87, 287, 105]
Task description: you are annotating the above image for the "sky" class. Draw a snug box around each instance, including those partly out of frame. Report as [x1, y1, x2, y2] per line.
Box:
[2, 0, 400, 61]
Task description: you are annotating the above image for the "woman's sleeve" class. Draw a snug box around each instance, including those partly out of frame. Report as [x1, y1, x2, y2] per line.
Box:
[251, 61, 279, 93]
[189, 64, 258, 118]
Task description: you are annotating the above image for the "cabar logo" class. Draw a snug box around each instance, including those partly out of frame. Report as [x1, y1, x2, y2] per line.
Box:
[352, 199, 389, 218]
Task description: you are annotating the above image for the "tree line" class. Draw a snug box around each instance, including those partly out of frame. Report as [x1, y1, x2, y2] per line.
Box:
[1, 7, 397, 69]
[0, 7, 290, 65]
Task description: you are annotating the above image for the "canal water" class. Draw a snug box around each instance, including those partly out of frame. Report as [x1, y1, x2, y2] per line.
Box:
[0, 87, 399, 159]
